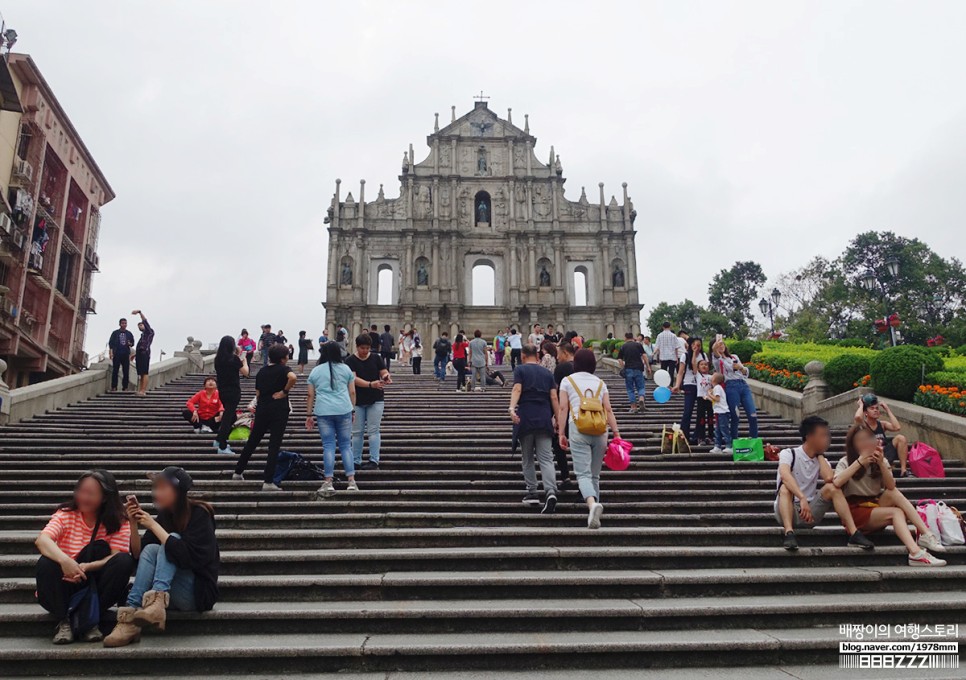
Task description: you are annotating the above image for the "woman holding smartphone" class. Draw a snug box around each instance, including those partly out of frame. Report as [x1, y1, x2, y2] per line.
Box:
[104, 467, 220, 647]
[832, 425, 946, 567]
[711, 339, 758, 441]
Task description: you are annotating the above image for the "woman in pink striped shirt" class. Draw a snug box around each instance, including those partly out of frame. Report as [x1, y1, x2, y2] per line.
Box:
[34, 469, 136, 645]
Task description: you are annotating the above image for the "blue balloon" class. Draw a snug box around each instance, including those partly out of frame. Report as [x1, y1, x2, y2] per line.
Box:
[653, 386, 672, 403]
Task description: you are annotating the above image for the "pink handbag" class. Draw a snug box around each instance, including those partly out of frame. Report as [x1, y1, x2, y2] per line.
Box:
[604, 437, 633, 471]
[909, 442, 945, 478]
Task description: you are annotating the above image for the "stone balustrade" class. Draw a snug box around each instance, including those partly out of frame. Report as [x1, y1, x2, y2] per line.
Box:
[0, 337, 213, 425]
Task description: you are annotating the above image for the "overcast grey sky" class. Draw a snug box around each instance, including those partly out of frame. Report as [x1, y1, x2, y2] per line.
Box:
[5, 0, 965, 356]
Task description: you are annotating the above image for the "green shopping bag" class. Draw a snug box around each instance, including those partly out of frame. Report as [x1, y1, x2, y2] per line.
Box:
[732, 437, 764, 462]
[228, 426, 250, 442]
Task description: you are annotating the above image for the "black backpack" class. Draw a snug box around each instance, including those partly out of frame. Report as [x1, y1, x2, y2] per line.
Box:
[435, 338, 451, 355]
[284, 454, 325, 481]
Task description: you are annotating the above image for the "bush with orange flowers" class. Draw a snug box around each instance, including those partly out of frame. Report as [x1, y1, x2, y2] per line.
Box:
[747, 362, 808, 391]
[915, 384, 966, 417]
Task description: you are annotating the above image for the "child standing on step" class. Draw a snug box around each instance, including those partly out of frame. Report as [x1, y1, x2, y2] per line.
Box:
[694, 360, 714, 446]
[708, 373, 731, 454]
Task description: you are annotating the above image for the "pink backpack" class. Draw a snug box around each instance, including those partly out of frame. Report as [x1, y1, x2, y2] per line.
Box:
[909, 442, 945, 478]
[604, 437, 633, 471]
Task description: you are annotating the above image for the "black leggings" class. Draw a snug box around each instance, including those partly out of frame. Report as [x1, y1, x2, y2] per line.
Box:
[552, 420, 571, 482]
[453, 358, 468, 388]
[412, 357, 422, 374]
[181, 409, 219, 432]
[36, 540, 136, 624]
[215, 394, 240, 448]
[235, 403, 290, 483]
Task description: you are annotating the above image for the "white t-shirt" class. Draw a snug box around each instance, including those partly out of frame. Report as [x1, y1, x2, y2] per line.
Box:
[508, 334, 522, 350]
[696, 372, 713, 398]
[711, 384, 729, 414]
[776, 446, 822, 503]
[679, 351, 708, 386]
[560, 372, 609, 422]
[528, 333, 545, 346]
[676, 336, 688, 360]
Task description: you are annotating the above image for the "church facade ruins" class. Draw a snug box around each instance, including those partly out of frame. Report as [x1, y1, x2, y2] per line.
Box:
[323, 99, 641, 342]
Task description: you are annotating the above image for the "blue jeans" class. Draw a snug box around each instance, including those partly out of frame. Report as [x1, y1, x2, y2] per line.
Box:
[352, 401, 385, 465]
[725, 380, 759, 440]
[623, 368, 646, 403]
[714, 413, 732, 449]
[126, 537, 197, 611]
[317, 412, 355, 478]
[434, 355, 447, 381]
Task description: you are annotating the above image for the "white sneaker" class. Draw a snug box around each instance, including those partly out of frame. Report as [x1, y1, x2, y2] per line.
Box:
[917, 531, 947, 553]
[710, 447, 723, 454]
[200, 425, 214, 434]
[261, 483, 282, 491]
[587, 503, 604, 530]
[347, 480, 360, 492]
[723, 447, 733, 454]
[231, 473, 244, 481]
[908, 549, 947, 567]
[316, 480, 336, 498]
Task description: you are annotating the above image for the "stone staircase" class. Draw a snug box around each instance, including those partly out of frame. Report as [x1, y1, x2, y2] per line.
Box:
[0, 366, 964, 677]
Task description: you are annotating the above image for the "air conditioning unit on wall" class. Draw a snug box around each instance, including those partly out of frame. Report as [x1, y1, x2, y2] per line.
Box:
[15, 159, 33, 181]
[0, 213, 12, 235]
[12, 230, 25, 249]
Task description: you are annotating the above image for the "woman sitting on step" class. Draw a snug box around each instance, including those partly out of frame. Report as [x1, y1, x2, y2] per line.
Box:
[832, 424, 946, 567]
[35, 469, 136, 644]
[105, 466, 220, 647]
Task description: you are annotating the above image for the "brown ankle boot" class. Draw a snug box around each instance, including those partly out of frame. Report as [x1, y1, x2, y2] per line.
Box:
[132, 590, 169, 631]
[103, 607, 141, 647]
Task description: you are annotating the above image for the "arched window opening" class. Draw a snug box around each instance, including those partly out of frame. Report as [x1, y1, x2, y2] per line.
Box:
[474, 191, 492, 226]
[573, 267, 588, 307]
[472, 262, 496, 306]
[377, 265, 394, 305]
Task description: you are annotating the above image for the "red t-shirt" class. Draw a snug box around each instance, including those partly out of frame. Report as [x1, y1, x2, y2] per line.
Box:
[42, 509, 131, 558]
[452, 341, 468, 360]
[186, 389, 224, 420]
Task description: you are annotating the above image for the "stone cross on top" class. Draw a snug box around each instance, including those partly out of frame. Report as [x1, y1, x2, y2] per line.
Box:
[474, 90, 489, 102]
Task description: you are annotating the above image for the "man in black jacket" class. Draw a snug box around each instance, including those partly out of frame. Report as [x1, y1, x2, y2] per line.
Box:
[379, 325, 394, 368]
[108, 318, 136, 392]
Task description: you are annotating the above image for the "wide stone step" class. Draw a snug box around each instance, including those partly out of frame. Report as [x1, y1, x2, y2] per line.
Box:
[2, 626, 965, 675]
[3, 590, 966, 637]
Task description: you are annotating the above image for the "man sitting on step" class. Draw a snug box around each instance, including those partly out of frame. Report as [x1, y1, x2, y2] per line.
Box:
[775, 415, 875, 552]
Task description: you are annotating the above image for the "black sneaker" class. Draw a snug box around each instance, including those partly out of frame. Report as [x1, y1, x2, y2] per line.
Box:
[541, 494, 557, 514]
[522, 492, 541, 505]
[848, 531, 875, 551]
[782, 531, 799, 551]
[358, 461, 380, 470]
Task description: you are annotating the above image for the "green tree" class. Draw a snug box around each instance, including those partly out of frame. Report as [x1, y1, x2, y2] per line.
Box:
[707, 261, 767, 337]
[841, 231, 966, 345]
[774, 231, 966, 346]
[646, 300, 731, 340]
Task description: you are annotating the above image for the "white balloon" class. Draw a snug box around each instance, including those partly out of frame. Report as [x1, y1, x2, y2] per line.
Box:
[654, 369, 671, 387]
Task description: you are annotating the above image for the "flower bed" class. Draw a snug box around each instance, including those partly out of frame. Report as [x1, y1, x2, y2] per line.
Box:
[747, 362, 808, 391]
[915, 384, 966, 417]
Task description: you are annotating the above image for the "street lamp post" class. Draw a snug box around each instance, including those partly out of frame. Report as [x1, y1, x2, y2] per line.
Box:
[861, 257, 900, 346]
[758, 288, 781, 333]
